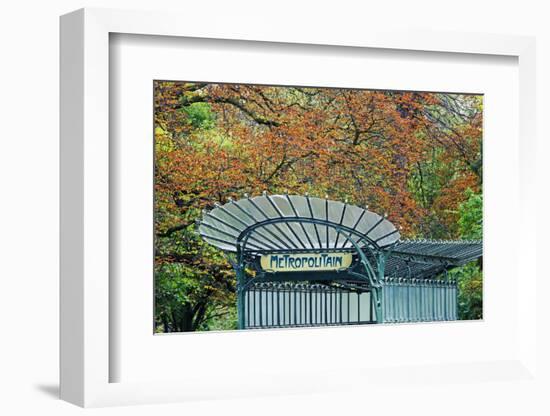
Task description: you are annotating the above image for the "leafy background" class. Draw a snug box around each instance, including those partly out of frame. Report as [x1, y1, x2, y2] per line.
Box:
[154, 82, 483, 332]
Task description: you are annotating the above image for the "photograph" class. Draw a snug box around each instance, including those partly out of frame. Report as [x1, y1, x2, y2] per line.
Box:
[0, 0, 543, 412]
[153, 81, 483, 332]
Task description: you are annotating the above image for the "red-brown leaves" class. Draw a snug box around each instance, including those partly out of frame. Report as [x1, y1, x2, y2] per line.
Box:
[154, 82, 482, 239]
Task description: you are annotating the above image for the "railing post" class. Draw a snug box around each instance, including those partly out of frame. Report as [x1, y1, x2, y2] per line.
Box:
[374, 286, 383, 323]
[236, 244, 246, 329]
[236, 267, 246, 329]
[376, 251, 388, 323]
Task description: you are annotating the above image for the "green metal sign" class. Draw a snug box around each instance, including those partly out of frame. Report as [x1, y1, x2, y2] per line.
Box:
[260, 252, 353, 272]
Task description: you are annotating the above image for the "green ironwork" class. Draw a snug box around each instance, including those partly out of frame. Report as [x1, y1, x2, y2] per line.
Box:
[234, 216, 387, 325]
[198, 193, 482, 329]
[244, 282, 375, 328]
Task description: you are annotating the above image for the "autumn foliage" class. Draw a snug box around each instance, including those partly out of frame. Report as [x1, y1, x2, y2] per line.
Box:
[154, 81, 483, 331]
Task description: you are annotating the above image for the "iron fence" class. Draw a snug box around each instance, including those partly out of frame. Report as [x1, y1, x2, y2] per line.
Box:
[382, 278, 457, 322]
[244, 282, 374, 328]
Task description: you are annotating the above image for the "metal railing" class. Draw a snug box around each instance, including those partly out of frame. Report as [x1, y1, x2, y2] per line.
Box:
[244, 279, 457, 328]
[382, 278, 457, 322]
[244, 282, 375, 329]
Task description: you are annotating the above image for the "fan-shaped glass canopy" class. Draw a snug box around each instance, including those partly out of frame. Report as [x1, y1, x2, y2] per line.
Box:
[198, 194, 400, 252]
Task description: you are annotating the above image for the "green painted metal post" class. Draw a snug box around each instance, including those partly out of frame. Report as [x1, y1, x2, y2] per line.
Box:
[236, 266, 246, 329]
[374, 287, 383, 323]
[236, 245, 246, 329]
[376, 252, 388, 323]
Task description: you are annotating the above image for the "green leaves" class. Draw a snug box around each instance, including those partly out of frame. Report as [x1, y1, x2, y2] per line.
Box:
[181, 102, 215, 130]
[154, 224, 236, 332]
[448, 189, 483, 320]
[458, 189, 483, 240]
[450, 263, 483, 320]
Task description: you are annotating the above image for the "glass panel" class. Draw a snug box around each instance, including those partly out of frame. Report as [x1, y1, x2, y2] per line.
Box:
[220, 201, 256, 226]
[249, 195, 279, 219]
[354, 211, 382, 235]
[341, 204, 364, 229]
[202, 216, 239, 241]
[211, 206, 249, 231]
[287, 195, 310, 218]
[237, 199, 265, 223]
[201, 235, 235, 252]
[198, 224, 236, 245]
[268, 194, 294, 217]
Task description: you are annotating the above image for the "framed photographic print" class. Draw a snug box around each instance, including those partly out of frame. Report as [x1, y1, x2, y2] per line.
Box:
[153, 81, 482, 333]
[60, 7, 538, 409]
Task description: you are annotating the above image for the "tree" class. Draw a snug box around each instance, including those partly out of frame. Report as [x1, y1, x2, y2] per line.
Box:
[153, 81, 484, 330]
[451, 189, 483, 320]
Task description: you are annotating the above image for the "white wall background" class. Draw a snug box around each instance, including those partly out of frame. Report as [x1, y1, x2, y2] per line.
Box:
[0, 0, 548, 415]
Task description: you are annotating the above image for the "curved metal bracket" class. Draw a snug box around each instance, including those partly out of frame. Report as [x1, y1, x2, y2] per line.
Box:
[237, 217, 382, 252]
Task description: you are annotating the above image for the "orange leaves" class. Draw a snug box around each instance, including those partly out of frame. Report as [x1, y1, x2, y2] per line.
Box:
[154, 82, 482, 240]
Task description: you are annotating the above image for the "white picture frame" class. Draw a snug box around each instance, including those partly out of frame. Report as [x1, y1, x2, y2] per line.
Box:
[60, 7, 538, 408]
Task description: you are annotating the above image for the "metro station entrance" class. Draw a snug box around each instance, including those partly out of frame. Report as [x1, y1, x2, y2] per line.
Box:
[198, 193, 482, 329]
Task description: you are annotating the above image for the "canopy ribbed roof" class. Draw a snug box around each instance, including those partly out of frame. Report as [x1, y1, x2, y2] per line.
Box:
[198, 194, 400, 252]
[390, 239, 482, 265]
[382, 239, 482, 279]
